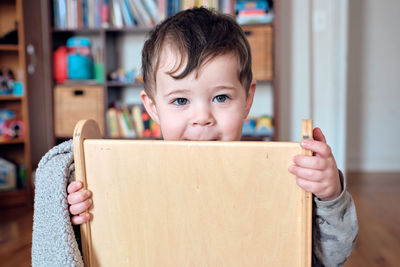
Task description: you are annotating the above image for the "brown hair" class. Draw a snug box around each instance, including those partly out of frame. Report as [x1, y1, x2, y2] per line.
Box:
[142, 7, 252, 99]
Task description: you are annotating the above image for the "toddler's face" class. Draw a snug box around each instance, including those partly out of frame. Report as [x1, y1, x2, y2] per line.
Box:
[141, 47, 255, 141]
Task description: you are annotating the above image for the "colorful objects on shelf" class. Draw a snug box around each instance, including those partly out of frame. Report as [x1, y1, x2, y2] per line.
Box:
[67, 37, 93, 80]
[235, 0, 274, 25]
[106, 103, 161, 139]
[13, 81, 24, 96]
[53, 46, 68, 83]
[0, 158, 17, 191]
[0, 69, 15, 95]
[242, 115, 274, 137]
[0, 109, 24, 141]
[108, 68, 138, 83]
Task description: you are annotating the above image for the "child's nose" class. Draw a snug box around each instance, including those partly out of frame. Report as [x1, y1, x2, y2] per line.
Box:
[190, 105, 216, 127]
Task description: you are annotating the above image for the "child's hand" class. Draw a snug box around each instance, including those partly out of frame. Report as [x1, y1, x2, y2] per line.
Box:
[67, 181, 92, 225]
[289, 128, 342, 201]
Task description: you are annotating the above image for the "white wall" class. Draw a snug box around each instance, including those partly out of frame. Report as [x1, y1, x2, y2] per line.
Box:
[278, 0, 348, 171]
[312, 0, 348, 172]
[347, 0, 400, 172]
[279, 0, 400, 172]
[277, 0, 312, 143]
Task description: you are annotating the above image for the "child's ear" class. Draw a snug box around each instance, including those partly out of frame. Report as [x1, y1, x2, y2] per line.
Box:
[244, 81, 256, 118]
[140, 90, 160, 124]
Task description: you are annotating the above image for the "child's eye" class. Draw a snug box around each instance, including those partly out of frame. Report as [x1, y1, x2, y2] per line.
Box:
[173, 98, 188, 105]
[213, 95, 229, 103]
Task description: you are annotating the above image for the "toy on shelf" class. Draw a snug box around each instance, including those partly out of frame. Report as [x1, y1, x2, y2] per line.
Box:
[108, 68, 141, 84]
[256, 115, 274, 136]
[0, 69, 15, 95]
[0, 109, 24, 141]
[67, 37, 94, 80]
[0, 158, 17, 191]
[53, 46, 68, 83]
[242, 115, 274, 137]
[235, 0, 274, 25]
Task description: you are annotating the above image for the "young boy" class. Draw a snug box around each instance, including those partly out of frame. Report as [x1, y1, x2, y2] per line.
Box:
[67, 7, 358, 266]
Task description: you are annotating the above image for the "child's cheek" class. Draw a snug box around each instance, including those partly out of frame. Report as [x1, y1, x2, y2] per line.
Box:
[220, 113, 244, 141]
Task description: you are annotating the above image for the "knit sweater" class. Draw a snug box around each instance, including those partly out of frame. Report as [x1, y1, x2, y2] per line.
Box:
[32, 140, 84, 267]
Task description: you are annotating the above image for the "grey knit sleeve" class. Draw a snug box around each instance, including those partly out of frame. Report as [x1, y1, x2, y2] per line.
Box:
[312, 171, 359, 267]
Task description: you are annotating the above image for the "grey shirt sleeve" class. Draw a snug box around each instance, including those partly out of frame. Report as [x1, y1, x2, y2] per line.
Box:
[312, 171, 359, 267]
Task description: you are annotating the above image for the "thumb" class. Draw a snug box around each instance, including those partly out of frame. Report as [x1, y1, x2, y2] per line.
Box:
[313, 127, 327, 143]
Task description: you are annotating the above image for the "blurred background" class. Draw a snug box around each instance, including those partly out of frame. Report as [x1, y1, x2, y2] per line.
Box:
[0, 0, 399, 266]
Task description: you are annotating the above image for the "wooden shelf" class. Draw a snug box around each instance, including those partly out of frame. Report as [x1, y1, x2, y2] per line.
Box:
[0, 44, 19, 51]
[240, 22, 274, 27]
[105, 26, 152, 33]
[0, 138, 25, 145]
[0, 0, 33, 208]
[48, 2, 279, 142]
[56, 80, 103, 86]
[256, 80, 273, 84]
[0, 95, 23, 101]
[52, 28, 101, 34]
[106, 81, 143, 87]
[52, 26, 152, 34]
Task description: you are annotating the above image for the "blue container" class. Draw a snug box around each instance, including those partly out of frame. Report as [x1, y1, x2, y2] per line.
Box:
[67, 37, 93, 79]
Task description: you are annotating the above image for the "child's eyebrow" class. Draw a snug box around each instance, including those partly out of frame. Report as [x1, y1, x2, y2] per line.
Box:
[164, 89, 191, 97]
[213, 85, 237, 91]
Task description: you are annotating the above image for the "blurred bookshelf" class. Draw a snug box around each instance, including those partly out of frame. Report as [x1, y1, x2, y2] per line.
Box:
[49, 0, 278, 141]
[0, 0, 33, 208]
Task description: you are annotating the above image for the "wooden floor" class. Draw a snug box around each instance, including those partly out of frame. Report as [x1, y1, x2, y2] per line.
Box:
[0, 172, 399, 267]
[344, 172, 400, 267]
[0, 205, 32, 267]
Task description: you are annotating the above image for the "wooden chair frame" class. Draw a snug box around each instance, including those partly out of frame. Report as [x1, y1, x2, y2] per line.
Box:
[73, 119, 313, 267]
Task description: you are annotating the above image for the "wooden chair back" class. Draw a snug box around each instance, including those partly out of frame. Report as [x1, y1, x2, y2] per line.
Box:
[73, 119, 313, 267]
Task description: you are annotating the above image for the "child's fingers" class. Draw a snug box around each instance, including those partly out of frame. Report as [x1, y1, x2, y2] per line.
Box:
[313, 127, 326, 143]
[67, 181, 83, 194]
[289, 165, 324, 183]
[293, 155, 327, 170]
[71, 213, 91, 225]
[67, 190, 92, 205]
[295, 177, 320, 194]
[301, 139, 332, 158]
[69, 199, 93, 215]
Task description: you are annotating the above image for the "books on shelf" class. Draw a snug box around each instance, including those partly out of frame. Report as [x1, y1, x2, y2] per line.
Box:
[235, 0, 274, 25]
[53, 0, 228, 30]
[106, 104, 161, 139]
[53, 0, 167, 29]
[180, 0, 219, 11]
[129, 0, 155, 27]
[120, 0, 135, 27]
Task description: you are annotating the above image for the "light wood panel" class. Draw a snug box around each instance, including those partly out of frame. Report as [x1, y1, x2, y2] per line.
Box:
[73, 120, 312, 267]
